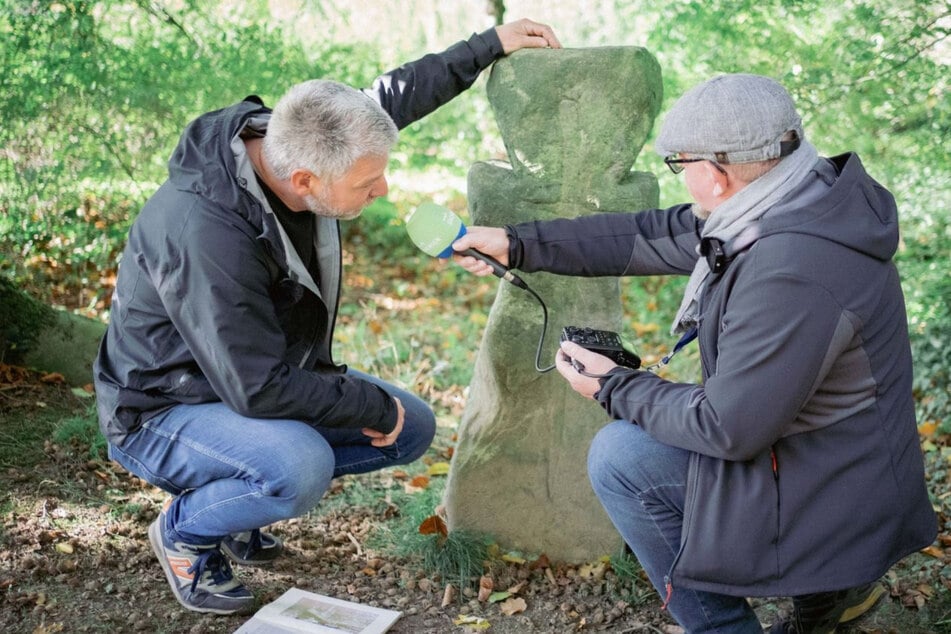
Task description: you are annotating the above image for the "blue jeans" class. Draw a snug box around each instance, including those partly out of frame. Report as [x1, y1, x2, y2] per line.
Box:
[588, 421, 762, 634]
[109, 369, 435, 545]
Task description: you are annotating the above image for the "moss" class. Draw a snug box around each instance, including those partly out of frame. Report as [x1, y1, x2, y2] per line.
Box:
[0, 278, 55, 361]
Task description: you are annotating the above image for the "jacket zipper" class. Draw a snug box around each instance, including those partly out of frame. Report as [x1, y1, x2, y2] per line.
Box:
[771, 444, 781, 578]
[662, 451, 700, 610]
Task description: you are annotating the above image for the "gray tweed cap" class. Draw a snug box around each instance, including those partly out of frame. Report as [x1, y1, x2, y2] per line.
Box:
[655, 74, 804, 164]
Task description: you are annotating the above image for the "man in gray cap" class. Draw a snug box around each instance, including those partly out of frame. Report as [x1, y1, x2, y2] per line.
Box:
[452, 74, 936, 633]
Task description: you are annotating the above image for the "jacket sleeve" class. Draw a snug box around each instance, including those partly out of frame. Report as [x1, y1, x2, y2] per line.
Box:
[595, 246, 851, 461]
[363, 28, 504, 130]
[148, 197, 398, 433]
[508, 205, 702, 277]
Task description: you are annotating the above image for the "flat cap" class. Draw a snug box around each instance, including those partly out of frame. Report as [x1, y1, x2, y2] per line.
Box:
[655, 74, 804, 164]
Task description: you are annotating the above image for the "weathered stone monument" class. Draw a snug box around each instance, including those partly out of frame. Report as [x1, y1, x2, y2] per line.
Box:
[442, 47, 663, 562]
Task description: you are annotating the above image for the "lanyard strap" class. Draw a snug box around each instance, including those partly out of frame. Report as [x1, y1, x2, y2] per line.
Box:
[646, 325, 698, 372]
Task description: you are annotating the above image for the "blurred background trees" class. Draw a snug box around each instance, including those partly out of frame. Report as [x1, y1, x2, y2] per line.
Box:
[1, 0, 948, 425]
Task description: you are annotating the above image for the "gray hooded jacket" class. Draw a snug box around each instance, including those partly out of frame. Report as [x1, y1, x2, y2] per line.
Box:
[506, 154, 936, 596]
[94, 29, 505, 446]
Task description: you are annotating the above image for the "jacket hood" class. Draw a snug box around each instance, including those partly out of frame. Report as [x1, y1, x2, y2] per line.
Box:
[166, 96, 271, 211]
[753, 153, 899, 262]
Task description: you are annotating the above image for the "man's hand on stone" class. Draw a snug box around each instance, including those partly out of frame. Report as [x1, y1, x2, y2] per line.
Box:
[363, 397, 405, 447]
[556, 341, 617, 400]
[496, 18, 562, 54]
[451, 226, 511, 277]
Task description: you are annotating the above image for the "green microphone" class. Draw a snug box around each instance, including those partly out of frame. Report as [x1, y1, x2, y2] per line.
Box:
[405, 202, 526, 289]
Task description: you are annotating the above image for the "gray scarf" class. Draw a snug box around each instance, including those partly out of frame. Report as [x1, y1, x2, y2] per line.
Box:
[671, 141, 819, 334]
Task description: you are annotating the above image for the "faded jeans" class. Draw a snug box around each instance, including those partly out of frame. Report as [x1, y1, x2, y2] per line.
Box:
[587, 421, 763, 634]
[109, 369, 435, 545]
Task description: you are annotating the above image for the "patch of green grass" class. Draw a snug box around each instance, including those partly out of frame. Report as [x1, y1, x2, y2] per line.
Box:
[0, 397, 84, 469]
[608, 550, 655, 607]
[367, 478, 490, 591]
[53, 404, 107, 460]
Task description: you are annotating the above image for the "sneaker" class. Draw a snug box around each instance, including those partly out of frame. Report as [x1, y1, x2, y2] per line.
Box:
[767, 581, 886, 633]
[221, 528, 284, 566]
[148, 514, 255, 614]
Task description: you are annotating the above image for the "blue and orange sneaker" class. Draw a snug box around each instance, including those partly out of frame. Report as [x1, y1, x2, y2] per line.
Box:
[148, 507, 254, 614]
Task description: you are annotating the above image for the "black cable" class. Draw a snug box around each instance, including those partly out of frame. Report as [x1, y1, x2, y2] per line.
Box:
[521, 283, 556, 373]
[518, 277, 620, 379]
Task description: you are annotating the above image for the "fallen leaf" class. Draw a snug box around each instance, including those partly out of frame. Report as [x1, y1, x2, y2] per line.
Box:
[453, 615, 490, 629]
[55, 542, 74, 554]
[427, 461, 450, 476]
[488, 591, 511, 603]
[529, 553, 551, 570]
[501, 552, 526, 564]
[500, 597, 527, 616]
[921, 545, 944, 559]
[478, 575, 494, 602]
[40, 372, 65, 384]
[918, 421, 938, 436]
[418, 514, 448, 537]
[71, 387, 94, 399]
[506, 581, 527, 594]
[410, 474, 430, 489]
[442, 583, 455, 607]
[578, 560, 607, 580]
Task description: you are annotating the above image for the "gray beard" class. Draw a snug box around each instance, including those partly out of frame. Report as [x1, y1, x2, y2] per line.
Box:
[304, 193, 363, 220]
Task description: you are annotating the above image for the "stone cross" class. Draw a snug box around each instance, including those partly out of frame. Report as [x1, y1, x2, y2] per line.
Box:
[442, 47, 663, 562]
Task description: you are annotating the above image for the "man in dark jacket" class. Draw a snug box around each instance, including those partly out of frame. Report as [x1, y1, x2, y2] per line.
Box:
[93, 19, 560, 615]
[452, 74, 936, 633]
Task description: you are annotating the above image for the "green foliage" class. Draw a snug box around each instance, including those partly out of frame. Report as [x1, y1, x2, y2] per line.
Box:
[0, 277, 54, 356]
[0, 0, 382, 305]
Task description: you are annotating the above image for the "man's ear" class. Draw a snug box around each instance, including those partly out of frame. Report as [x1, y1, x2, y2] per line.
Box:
[707, 163, 729, 198]
[289, 169, 320, 198]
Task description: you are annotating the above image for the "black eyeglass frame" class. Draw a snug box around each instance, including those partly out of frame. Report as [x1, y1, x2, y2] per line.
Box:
[664, 156, 728, 175]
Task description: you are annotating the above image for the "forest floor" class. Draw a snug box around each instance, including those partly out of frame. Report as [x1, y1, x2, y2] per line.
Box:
[1, 367, 950, 634]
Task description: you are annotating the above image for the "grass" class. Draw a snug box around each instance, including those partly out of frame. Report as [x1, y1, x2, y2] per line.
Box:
[52, 404, 107, 460]
[0, 391, 88, 469]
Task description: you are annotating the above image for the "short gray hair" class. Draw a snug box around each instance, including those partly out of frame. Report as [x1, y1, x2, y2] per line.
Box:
[263, 79, 398, 182]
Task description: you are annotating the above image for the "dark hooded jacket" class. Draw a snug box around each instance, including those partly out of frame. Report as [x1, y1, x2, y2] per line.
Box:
[94, 29, 505, 446]
[506, 154, 936, 595]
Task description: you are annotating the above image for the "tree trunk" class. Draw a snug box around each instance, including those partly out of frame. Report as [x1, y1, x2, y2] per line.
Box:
[0, 279, 106, 386]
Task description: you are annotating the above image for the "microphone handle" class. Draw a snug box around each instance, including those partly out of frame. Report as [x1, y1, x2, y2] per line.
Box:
[460, 248, 507, 276]
[460, 248, 527, 290]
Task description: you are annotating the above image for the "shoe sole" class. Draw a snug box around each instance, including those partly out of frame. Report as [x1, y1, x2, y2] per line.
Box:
[148, 519, 250, 615]
[838, 583, 886, 624]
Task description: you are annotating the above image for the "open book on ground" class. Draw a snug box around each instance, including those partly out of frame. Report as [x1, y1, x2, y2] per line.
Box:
[233, 587, 402, 634]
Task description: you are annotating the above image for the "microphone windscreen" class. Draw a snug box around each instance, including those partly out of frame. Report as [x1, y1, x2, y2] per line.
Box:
[406, 202, 466, 258]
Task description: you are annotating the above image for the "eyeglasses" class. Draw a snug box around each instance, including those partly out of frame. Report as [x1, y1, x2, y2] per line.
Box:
[664, 156, 727, 175]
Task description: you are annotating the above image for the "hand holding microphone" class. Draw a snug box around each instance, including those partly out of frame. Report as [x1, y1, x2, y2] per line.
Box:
[450, 226, 511, 276]
[405, 202, 554, 372]
[405, 202, 526, 289]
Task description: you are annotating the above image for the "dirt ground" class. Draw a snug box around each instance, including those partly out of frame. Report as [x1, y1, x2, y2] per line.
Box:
[1, 375, 947, 634]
